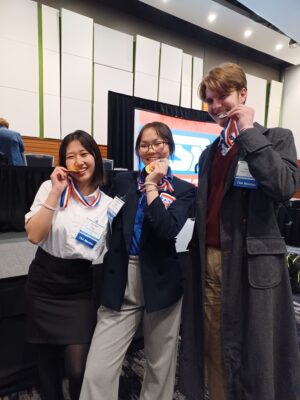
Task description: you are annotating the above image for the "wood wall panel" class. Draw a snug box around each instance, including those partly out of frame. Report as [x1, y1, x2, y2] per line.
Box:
[23, 136, 107, 166]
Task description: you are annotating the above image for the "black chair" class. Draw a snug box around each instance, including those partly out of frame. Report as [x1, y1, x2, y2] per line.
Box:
[102, 158, 114, 171]
[24, 153, 54, 167]
[0, 152, 8, 166]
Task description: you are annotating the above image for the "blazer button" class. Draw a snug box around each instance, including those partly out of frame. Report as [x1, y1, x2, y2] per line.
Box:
[114, 248, 119, 253]
[109, 269, 114, 274]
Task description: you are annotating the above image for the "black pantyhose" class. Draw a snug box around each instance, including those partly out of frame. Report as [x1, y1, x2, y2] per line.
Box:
[37, 343, 90, 400]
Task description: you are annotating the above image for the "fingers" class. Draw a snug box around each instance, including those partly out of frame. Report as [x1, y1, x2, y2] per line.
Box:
[50, 166, 68, 184]
[229, 105, 254, 130]
[146, 159, 169, 183]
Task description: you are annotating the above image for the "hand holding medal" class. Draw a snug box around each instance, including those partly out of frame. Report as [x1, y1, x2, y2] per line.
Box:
[145, 158, 169, 182]
[50, 166, 69, 194]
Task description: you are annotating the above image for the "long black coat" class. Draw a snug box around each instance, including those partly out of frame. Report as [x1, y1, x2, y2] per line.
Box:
[180, 123, 300, 400]
[99, 171, 195, 313]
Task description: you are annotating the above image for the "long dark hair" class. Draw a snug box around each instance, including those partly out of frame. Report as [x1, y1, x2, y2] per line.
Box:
[59, 130, 104, 188]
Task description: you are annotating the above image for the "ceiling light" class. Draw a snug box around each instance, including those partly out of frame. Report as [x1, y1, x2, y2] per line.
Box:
[289, 39, 300, 48]
[275, 43, 283, 51]
[244, 30, 252, 38]
[208, 13, 217, 23]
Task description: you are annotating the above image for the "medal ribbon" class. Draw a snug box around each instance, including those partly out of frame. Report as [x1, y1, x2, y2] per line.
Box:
[219, 118, 240, 156]
[138, 167, 174, 193]
[60, 177, 101, 208]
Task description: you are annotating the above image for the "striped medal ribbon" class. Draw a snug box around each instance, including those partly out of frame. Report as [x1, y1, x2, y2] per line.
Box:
[138, 165, 174, 193]
[60, 177, 101, 208]
[220, 118, 240, 156]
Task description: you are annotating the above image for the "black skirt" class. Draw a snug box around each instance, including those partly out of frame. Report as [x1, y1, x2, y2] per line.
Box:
[26, 247, 96, 344]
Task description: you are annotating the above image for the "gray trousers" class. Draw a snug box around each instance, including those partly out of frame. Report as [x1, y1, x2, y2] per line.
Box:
[80, 256, 182, 400]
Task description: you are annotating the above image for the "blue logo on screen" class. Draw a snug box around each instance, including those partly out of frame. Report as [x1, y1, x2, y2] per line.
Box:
[170, 130, 216, 174]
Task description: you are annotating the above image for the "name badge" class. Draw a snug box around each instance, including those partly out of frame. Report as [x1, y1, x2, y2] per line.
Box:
[160, 192, 176, 209]
[76, 218, 107, 248]
[233, 161, 258, 189]
[107, 196, 125, 225]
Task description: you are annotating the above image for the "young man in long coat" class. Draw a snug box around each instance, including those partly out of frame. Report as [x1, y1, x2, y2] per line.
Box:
[180, 62, 300, 400]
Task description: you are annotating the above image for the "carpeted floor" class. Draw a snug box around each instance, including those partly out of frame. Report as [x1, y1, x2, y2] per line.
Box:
[2, 297, 300, 400]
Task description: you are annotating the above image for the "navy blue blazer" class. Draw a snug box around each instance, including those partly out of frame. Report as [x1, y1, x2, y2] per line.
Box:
[100, 171, 195, 313]
[0, 126, 25, 166]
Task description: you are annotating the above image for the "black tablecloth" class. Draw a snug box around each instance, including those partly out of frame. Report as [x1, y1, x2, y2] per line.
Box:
[0, 166, 53, 232]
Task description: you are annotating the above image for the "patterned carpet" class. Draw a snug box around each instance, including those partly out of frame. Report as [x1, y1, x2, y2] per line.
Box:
[2, 298, 300, 400]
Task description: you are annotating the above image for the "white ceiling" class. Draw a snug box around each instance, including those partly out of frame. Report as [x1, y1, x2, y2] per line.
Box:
[138, 0, 300, 65]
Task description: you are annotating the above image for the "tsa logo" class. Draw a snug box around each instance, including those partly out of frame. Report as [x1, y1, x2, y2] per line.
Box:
[169, 130, 216, 174]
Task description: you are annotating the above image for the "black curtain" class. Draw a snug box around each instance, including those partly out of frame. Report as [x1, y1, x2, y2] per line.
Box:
[107, 91, 214, 170]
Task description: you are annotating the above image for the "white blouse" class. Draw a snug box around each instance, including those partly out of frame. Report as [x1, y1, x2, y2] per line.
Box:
[25, 180, 113, 261]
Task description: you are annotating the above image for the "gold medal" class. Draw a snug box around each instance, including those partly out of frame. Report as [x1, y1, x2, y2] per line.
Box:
[67, 165, 81, 173]
[145, 163, 154, 174]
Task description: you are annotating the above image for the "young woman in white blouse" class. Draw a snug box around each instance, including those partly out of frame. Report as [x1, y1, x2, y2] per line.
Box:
[25, 130, 112, 400]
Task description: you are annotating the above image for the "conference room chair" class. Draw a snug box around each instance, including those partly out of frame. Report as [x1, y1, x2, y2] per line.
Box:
[24, 153, 54, 167]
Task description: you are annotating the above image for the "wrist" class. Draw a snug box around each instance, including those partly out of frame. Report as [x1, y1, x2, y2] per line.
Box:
[146, 188, 158, 194]
[42, 202, 58, 211]
[50, 187, 64, 197]
[144, 181, 158, 187]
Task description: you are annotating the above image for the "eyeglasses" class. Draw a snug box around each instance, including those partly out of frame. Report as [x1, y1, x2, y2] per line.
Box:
[139, 141, 169, 153]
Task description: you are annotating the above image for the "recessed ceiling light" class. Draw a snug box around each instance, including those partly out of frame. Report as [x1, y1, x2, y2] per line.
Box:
[162, 0, 169, 3]
[208, 13, 217, 23]
[275, 43, 283, 51]
[244, 30, 252, 38]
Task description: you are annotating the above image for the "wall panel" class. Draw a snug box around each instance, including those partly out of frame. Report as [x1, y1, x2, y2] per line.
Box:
[0, 86, 39, 137]
[134, 35, 160, 100]
[246, 73, 267, 126]
[61, 9, 93, 59]
[0, 0, 39, 136]
[0, 0, 37, 45]
[94, 64, 133, 145]
[94, 24, 133, 72]
[61, 9, 93, 137]
[192, 57, 203, 110]
[42, 5, 60, 139]
[181, 53, 192, 108]
[159, 43, 182, 105]
[267, 80, 283, 128]
[61, 97, 92, 136]
[282, 65, 300, 157]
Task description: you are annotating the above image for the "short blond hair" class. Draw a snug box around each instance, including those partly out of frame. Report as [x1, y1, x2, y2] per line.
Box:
[199, 62, 247, 102]
[0, 118, 9, 128]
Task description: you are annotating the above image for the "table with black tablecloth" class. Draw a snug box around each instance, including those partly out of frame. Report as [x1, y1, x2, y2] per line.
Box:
[0, 166, 53, 232]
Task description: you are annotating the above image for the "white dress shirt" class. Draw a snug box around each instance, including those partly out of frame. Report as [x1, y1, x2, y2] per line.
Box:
[25, 180, 113, 261]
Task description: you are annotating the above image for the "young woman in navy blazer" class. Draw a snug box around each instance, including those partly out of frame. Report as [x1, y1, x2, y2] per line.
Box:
[80, 121, 195, 400]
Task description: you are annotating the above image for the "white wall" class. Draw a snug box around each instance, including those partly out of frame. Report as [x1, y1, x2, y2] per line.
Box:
[61, 9, 93, 137]
[246, 73, 267, 126]
[282, 65, 300, 157]
[0, 0, 39, 136]
[42, 5, 61, 139]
